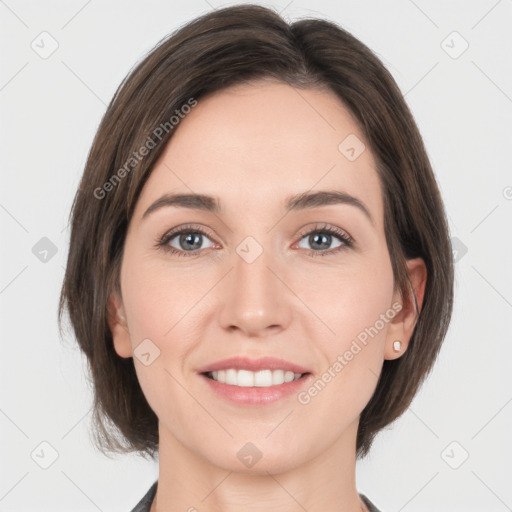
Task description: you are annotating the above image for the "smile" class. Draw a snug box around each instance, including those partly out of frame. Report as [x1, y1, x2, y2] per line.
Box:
[205, 369, 305, 387]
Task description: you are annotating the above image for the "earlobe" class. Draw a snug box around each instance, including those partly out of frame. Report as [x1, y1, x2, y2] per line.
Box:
[107, 291, 133, 358]
[384, 257, 427, 360]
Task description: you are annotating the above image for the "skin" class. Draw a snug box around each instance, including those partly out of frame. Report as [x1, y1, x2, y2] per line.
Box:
[108, 80, 427, 512]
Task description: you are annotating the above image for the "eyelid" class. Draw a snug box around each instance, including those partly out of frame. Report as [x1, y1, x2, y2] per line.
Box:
[295, 222, 353, 244]
[156, 223, 218, 248]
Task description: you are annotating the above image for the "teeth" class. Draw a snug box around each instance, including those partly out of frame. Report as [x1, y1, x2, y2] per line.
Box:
[209, 369, 303, 387]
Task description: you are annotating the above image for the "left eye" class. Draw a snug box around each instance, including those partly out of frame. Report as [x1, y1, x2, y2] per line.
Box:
[297, 231, 345, 252]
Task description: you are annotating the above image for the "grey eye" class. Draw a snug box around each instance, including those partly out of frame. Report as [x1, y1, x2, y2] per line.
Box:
[298, 232, 344, 251]
[169, 232, 214, 252]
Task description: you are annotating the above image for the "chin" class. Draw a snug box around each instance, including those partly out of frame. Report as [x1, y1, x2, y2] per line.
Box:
[205, 440, 309, 476]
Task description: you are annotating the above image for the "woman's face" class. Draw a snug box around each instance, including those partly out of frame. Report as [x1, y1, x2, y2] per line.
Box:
[110, 80, 421, 473]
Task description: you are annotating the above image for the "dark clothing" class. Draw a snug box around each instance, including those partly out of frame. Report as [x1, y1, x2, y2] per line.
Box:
[130, 481, 157, 512]
[130, 480, 382, 511]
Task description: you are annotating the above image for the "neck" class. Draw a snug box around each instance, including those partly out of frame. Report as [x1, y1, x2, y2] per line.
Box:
[150, 419, 367, 512]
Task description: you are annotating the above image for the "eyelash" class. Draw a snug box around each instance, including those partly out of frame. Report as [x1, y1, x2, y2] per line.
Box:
[155, 223, 354, 258]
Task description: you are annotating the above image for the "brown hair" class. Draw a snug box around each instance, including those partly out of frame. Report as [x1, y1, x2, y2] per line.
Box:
[58, 3, 453, 460]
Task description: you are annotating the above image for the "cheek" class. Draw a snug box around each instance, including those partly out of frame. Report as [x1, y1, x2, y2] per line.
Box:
[297, 250, 395, 345]
[120, 253, 204, 344]
[298, 251, 395, 404]
[119, 253, 211, 398]
[119, 256, 202, 428]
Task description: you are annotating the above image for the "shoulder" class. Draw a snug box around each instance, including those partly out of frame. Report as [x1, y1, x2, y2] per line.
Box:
[359, 493, 383, 512]
[130, 480, 158, 512]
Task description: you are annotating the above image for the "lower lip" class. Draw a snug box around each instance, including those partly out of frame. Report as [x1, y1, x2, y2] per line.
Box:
[199, 373, 312, 405]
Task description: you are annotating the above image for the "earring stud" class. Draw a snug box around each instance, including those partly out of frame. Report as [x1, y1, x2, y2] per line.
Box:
[393, 340, 401, 352]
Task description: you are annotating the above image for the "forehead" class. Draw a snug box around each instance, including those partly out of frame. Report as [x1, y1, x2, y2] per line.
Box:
[134, 80, 383, 225]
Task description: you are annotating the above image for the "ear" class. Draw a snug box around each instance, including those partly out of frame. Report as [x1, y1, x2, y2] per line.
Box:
[384, 257, 427, 360]
[107, 291, 133, 358]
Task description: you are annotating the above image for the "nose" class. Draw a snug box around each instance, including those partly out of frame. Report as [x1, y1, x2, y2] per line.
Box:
[217, 243, 293, 337]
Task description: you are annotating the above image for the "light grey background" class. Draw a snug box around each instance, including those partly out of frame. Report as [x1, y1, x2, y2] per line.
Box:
[1, 0, 511, 511]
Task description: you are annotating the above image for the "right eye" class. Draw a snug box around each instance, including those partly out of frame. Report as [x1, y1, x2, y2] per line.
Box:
[156, 225, 216, 257]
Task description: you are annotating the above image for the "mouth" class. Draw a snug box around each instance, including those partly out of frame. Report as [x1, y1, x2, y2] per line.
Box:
[202, 369, 310, 387]
[196, 356, 313, 404]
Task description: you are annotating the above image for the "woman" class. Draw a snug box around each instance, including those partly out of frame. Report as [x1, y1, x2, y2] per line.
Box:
[59, 5, 454, 511]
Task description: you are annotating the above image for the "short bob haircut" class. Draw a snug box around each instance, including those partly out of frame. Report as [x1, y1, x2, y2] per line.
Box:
[59, 4, 454, 460]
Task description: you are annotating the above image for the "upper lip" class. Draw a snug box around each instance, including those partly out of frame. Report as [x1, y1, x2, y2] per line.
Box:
[196, 356, 311, 374]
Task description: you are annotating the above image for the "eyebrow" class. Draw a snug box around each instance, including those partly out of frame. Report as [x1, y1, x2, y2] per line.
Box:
[142, 190, 373, 224]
